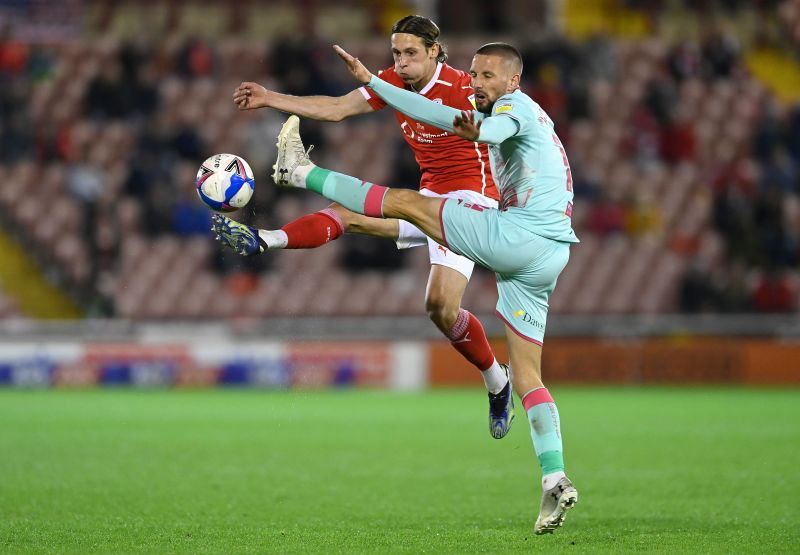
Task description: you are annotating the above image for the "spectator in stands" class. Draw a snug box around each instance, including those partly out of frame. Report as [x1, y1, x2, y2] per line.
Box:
[586, 192, 626, 237]
[0, 27, 28, 77]
[0, 79, 34, 162]
[752, 98, 786, 162]
[582, 32, 618, 83]
[528, 63, 568, 127]
[714, 261, 750, 312]
[271, 39, 324, 96]
[785, 104, 800, 163]
[624, 191, 663, 237]
[172, 113, 205, 161]
[712, 185, 759, 264]
[67, 146, 106, 297]
[667, 41, 702, 82]
[760, 147, 798, 193]
[701, 28, 741, 79]
[177, 38, 215, 77]
[173, 189, 212, 236]
[659, 106, 697, 164]
[623, 104, 661, 166]
[644, 72, 678, 125]
[751, 268, 796, 312]
[570, 161, 601, 201]
[678, 257, 717, 313]
[754, 184, 797, 268]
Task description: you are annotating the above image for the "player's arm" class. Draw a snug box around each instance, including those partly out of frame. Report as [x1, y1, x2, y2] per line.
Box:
[451, 110, 518, 145]
[334, 45, 516, 143]
[233, 83, 373, 122]
[334, 45, 462, 128]
[369, 77, 519, 145]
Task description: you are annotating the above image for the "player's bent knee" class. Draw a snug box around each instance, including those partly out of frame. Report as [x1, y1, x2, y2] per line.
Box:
[327, 203, 357, 231]
[383, 190, 444, 244]
[425, 293, 459, 328]
[384, 190, 434, 220]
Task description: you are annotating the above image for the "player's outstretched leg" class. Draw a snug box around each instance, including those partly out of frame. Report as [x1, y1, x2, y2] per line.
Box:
[212, 208, 347, 256]
[272, 115, 445, 245]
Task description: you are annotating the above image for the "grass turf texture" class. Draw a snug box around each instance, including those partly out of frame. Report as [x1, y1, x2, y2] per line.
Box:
[0, 389, 798, 554]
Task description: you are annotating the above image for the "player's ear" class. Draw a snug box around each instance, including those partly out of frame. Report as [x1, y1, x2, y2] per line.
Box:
[508, 72, 520, 92]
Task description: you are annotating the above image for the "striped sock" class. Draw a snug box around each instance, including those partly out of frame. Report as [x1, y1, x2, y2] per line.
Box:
[306, 167, 388, 218]
[522, 387, 565, 484]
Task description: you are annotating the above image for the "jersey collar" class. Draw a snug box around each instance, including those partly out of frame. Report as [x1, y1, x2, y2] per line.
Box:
[416, 62, 443, 96]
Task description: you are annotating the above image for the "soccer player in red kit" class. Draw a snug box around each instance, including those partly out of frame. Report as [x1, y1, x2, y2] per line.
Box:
[215, 15, 515, 438]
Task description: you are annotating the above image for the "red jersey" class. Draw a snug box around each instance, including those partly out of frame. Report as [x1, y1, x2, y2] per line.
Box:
[358, 63, 498, 200]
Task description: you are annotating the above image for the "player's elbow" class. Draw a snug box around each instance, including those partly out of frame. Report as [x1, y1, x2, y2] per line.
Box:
[478, 138, 500, 146]
[476, 133, 503, 146]
[322, 106, 355, 122]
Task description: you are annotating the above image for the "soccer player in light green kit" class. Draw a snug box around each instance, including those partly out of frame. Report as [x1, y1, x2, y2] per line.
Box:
[222, 41, 579, 534]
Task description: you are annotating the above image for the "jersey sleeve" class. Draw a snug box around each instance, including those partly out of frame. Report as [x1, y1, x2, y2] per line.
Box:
[367, 74, 461, 133]
[476, 116, 518, 145]
[357, 67, 398, 111]
[491, 93, 531, 135]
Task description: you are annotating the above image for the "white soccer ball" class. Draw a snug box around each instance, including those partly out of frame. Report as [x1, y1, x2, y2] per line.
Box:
[195, 153, 255, 213]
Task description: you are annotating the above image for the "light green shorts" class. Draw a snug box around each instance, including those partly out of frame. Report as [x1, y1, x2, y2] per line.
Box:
[439, 199, 571, 344]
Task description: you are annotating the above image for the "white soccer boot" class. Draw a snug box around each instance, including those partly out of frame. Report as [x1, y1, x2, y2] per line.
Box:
[272, 115, 315, 188]
[534, 476, 578, 535]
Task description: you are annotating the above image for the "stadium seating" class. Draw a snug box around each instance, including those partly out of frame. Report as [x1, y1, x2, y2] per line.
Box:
[0, 2, 797, 319]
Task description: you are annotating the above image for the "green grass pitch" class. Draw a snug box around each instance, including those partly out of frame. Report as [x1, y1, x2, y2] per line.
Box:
[1, 388, 798, 553]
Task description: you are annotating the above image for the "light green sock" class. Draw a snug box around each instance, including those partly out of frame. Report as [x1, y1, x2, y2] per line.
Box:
[523, 388, 565, 476]
[306, 167, 388, 218]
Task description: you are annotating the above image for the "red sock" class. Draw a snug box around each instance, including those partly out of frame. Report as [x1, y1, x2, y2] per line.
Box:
[444, 309, 496, 371]
[281, 208, 344, 249]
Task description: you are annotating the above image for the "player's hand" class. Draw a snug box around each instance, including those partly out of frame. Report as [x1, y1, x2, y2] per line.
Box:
[233, 82, 269, 110]
[332, 45, 373, 85]
[452, 110, 482, 142]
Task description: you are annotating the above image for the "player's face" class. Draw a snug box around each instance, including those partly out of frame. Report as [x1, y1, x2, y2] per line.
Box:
[390, 33, 438, 87]
[470, 54, 521, 114]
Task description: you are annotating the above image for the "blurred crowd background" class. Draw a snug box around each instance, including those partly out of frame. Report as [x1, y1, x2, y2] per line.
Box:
[1, 0, 799, 321]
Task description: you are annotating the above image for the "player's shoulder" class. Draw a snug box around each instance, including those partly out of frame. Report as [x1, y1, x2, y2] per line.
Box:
[439, 63, 469, 81]
[493, 90, 537, 117]
[377, 65, 404, 86]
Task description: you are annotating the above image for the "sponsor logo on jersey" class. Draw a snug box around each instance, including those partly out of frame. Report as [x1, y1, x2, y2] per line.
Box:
[495, 104, 513, 114]
[432, 98, 443, 104]
[400, 120, 415, 139]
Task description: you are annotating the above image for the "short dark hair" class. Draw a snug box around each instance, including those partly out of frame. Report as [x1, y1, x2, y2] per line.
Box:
[391, 15, 447, 63]
[475, 42, 523, 74]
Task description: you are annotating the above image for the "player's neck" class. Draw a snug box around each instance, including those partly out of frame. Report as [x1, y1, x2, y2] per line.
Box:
[410, 64, 439, 92]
